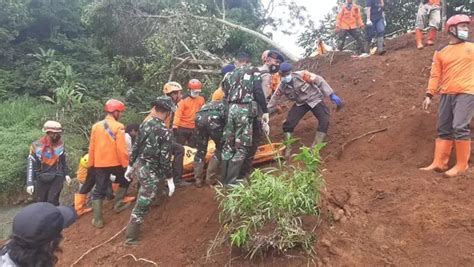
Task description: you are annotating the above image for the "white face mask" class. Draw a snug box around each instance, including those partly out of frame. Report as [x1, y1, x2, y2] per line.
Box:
[281, 74, 292, 84]
[190, 90, 200, 98]
[458, 30, 469, 41]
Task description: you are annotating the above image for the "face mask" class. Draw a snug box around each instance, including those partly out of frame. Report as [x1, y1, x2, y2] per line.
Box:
[458, 30, 469, 41]
[190, 90, 200, 98]
[281, 74, 292, 84]
[269, 64, 280, 74]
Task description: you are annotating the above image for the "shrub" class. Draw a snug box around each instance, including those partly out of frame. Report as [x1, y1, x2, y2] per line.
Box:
[211, 144, 326, 259]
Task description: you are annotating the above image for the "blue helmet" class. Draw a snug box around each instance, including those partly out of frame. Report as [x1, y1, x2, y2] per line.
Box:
[279, 62, 293, 73]
[221, 64, 235, 75]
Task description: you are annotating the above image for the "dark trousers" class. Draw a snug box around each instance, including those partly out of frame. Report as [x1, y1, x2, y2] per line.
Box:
[92, 166, 128, 200]
[35, 175, 64, 206]
[282, 102, 330, 134]
[79, 168, 96, 194]
[175, 127, 195, 147]
[337, 29, 368, 54]
[172, 142, 184, 182]
[437, 94, 474, 140]
[240, 117, 262, 179]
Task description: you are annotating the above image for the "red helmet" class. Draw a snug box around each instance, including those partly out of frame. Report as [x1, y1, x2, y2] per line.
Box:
[446, 14, 471, 32]
[187, 79, 202, 90]
[104, 99, 126, 113]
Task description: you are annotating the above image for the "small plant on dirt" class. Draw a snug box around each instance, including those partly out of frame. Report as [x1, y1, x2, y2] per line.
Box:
[210, 145, 325, 259]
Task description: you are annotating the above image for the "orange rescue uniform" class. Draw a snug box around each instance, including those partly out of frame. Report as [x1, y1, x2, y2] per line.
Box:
[88, 115, 129, 168]
[173, 96, 205, 129]
[336, 3, 364, 30]
[427, 42, 474, 96]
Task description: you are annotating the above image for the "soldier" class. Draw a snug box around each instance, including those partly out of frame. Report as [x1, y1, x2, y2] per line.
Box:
[124, 96, 176, 245]
[221, 52, 269, 185]
[193, 98, 227, 187]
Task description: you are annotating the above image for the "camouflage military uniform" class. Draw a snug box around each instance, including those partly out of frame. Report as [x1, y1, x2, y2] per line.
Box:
[220, 66, 268, 184]
[129, 117, 173, 224]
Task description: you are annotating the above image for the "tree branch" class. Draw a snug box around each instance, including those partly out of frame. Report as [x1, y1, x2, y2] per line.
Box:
[169, 57, 191, 81]
[179, 41, 213, 83]
[182, 68, 221, 75]
[174, 57, 222, 66]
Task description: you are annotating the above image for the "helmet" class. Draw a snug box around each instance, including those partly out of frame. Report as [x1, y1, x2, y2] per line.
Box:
[104, 99, 126, 113]
[279, 62, 293, 73]
[187, 79, 202, 90]
[211, 88, 224, 101]
[80, 154, 89, 168]
[261, 50, 270, 62]
[163, 82, 183, 94]
[151, 96, 176, 112]
[267, 50, 285, 62]
[221, 64, 235, 75]
[446, 14, 471, 32]
[42, 120, 63, 133]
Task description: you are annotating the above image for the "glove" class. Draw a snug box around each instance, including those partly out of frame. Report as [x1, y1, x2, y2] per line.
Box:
[366, 20, 372, 26]
[124, 166, 134, 182]
[167, 178, 175, 197]
[261, 113, 269, 124]
[110, 174, 116, 182]
[26, 185, 34, 195]
[422, 96, 432, 110]
[330, 93, 343, 108]
[262, 122, 270, 136]
[65, 175, 72, 186]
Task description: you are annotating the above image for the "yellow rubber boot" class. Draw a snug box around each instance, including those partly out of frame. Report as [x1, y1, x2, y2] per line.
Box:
[445, 140, 471, 177]
[74, 193, 92, 216]
[416, 29, 424, 49]
[420, 139, 453, 172]
[426, 28, 437, 46]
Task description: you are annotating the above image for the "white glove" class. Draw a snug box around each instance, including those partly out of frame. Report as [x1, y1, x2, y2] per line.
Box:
[26, 185, 34, 195]
[366, 20, 373, 26]
[124, 166, 134, 182]
[262, 122, 270, 136]
[110, 174, 116, 182]
[65, 175, 72, 185]
[422, 96, 432, 110]
[167, 178, 175, 197]
[261, 113, 269, 124]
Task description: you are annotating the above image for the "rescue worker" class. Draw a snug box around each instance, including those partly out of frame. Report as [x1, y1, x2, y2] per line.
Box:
[163, 81, 192, 187]
[211, 64, 235, 101]
[366, 0, 386, 55]
[124, 96, 176, 245]
[193, 97, 227, 187]
[174, 79, 206, 147]
[420, 14, 473, 177]
[88, 99, 131, 228]
[268, 63, 343, 158]
[26, 121, 71, 206]
[415, 0, 441, 49]
[336, 0, 369, 55]
[239, 50, 284, 180]
[74, 154, 92, 216]
[221, 52, 269, 185]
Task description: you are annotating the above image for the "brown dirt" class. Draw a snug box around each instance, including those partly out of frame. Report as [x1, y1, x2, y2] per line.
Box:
[59, 32, 474, 266]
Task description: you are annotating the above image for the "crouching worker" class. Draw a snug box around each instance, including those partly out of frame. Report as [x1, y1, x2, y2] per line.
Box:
[124, 96, 176, 245]
[74, 154, 92, 216]
[26, 121, 72, 206]
[268, 63, 343, 158]
[0, 202, 76, 266]
[193, 98, 227, 187]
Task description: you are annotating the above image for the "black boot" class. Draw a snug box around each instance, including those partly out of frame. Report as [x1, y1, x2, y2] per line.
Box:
[114, 187, 132, 213]
[193, 161, 205, 188]
[220, 160, 230, 185]
[91, 199, 104, 228]
[225, 160, 244, 185]
[206, 156, 220, 185]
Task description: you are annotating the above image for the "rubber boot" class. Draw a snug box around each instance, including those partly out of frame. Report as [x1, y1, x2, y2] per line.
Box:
[420, 139, 453, 172]
[74, 193, 92, 217]
[114, 187, 132, 213]
[125, 221, 140, 245]
[426, 28, 437, 46]
[416, 29, 424, 49]
[377, 36, 386, 55]
[284, 132, 292, 160]
[225, 160, 245, 185]
[311, 131, 327, 148]
[444, 140, 471, 177]
[205, 156, 220, 186]
[220, 160, 230, 185]
[194, 161, 205, 188]
[91, 200, 104, 228]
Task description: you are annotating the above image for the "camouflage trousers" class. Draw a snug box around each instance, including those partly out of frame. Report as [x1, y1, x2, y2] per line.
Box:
[222, 103, 253, 161]
[130, 161, 161, 224]
[194, 123, 223, 163]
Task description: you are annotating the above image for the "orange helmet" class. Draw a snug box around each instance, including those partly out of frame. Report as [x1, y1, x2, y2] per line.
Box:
[446, 14, 471, 32]
[163, 81, 183, 94]
[187, 79, 202, 90]
[261, 50, 270, 63]
[104, 99, 126, 113]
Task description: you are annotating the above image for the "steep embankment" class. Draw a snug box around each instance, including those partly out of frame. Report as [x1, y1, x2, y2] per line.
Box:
[59, 32, 474, 266]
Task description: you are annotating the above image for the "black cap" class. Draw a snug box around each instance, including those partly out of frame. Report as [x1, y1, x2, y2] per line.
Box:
[12, 202, 77, 244]
[267, 50, 285, 62]
[236, 52, 251, 61]
[279, 62, 293, 72]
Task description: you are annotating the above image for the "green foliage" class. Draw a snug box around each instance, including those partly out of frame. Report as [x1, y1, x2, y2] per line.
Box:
[212, 146, 325, 258]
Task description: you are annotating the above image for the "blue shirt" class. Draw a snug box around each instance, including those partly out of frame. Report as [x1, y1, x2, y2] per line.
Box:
[366, 0, 384, 21]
